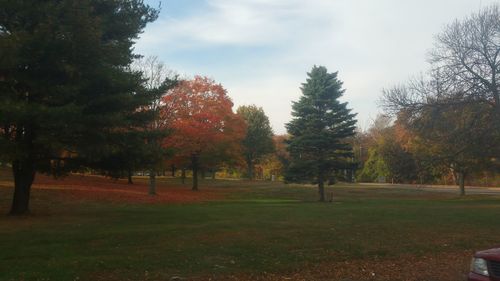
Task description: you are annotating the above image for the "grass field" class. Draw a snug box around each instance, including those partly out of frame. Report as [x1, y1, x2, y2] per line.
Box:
[1, 170, 500, 281]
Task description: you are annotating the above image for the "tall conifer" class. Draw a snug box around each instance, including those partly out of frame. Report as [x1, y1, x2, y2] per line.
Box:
[286, 66, 357, 201]
[0, 0, 159, 214]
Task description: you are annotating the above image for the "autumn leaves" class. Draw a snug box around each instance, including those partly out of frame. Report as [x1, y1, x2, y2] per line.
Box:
[161, 76, 247, 190]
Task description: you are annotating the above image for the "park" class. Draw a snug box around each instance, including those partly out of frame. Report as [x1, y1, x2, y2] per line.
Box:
[1, 170, 500, 280]
[1, 1, 500, 280]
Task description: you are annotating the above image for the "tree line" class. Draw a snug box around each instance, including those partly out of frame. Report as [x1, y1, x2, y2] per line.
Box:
[8, 0, 493, 214]
[0, 0, 287, 215]
[0, 0, 359, 214]
[357, 4, 500, 195]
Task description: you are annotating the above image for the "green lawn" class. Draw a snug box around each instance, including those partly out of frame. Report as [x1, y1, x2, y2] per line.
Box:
[1, 173, 500, 280]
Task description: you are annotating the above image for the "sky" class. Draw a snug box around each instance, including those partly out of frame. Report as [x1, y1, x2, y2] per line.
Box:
[135, 0, 496, 134]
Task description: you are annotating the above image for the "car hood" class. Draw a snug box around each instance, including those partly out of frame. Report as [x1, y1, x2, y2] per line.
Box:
[475, 247, 500, 261]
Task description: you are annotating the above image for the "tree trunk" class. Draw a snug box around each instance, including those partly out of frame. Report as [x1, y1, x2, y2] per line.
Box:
[10, 159, 36, 215]
[458, 171, 466, 196]
[149, 169, 156, 195]
[318, 172, 325, 202]
[451, 169, 458, 185]
[493, 88, 499, 112]
[212, 171, 216, 180]
[191, 154, 199, 191]
[171, 165, 176, 177]
[246, 157, 254, 180]
[127, 168, 133, 184]
[181, 168, 186, 184]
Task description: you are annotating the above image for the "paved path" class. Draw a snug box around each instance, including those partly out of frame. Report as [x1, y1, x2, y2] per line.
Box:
[354, 182, 500, 195]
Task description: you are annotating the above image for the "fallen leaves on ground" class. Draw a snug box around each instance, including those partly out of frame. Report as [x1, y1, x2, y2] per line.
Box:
[193, 250, 471, 281]
[88, 250, 472, 281]
[30, 174, 226, 204]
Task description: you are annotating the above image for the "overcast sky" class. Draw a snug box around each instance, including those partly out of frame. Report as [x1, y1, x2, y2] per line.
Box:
[135, 0, 496, 134]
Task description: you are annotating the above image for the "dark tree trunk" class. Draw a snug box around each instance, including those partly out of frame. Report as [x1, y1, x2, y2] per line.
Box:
[10, 159, 36, 215]
[10, 122, 36, 215]
[127, 168, 133, 184]
[246, 156, 254, 180]
[212, 171, 216, 180]
[171, 165, 176, 177]
[458, 171, 466, 196]
[451, 169, 458, 185]
[201, 169, 205, 181]
[191, 154, 199, 191]
[318, 171, 325, 202]
[181, 168, 186, 184]
[149, 169, 156, 195]
[493, 87, 499, 112]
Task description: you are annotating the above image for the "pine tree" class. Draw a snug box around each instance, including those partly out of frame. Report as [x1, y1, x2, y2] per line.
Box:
[0, 0, 159, 214]
[286, 66, 357, 201]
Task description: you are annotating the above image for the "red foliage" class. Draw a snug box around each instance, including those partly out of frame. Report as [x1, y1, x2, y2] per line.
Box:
[161, 76, 246, 165]
[32, 174, 225, 204]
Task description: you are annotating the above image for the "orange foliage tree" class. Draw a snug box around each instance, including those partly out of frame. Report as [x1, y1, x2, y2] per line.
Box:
[161, 76, 246, 190]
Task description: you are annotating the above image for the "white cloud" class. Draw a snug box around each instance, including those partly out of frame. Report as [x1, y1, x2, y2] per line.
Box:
[136, 0, 498, 134]
[139, 0, 342, 49]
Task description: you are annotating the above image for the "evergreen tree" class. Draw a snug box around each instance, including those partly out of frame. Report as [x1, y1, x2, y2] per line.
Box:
[237, 105, 275, 180]
[286, 66, 357, 201]
[0, 0, 159, 214]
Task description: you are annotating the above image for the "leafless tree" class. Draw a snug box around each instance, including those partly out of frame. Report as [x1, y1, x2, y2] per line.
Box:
[383, 4, 500, 113]
[132, 56, 178, 195]
[430, 4, 500, 110]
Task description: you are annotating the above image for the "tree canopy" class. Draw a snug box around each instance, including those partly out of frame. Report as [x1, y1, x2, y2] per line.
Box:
[0, 0, 159, 214]
[430, 4, 500, 112]
[162, 76, 246, 190]
[381, 4, 500, 194]
[236, 105, 275, 180]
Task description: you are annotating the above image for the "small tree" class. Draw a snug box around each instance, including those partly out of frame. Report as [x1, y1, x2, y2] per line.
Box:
[236, 105, 275, 180]
[133, 56, 178, 195]
[286, 66, 357, 201]
[357, 119, 418, 184]
[357, 147, 390, 182]
[96, 56, 177, 191]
